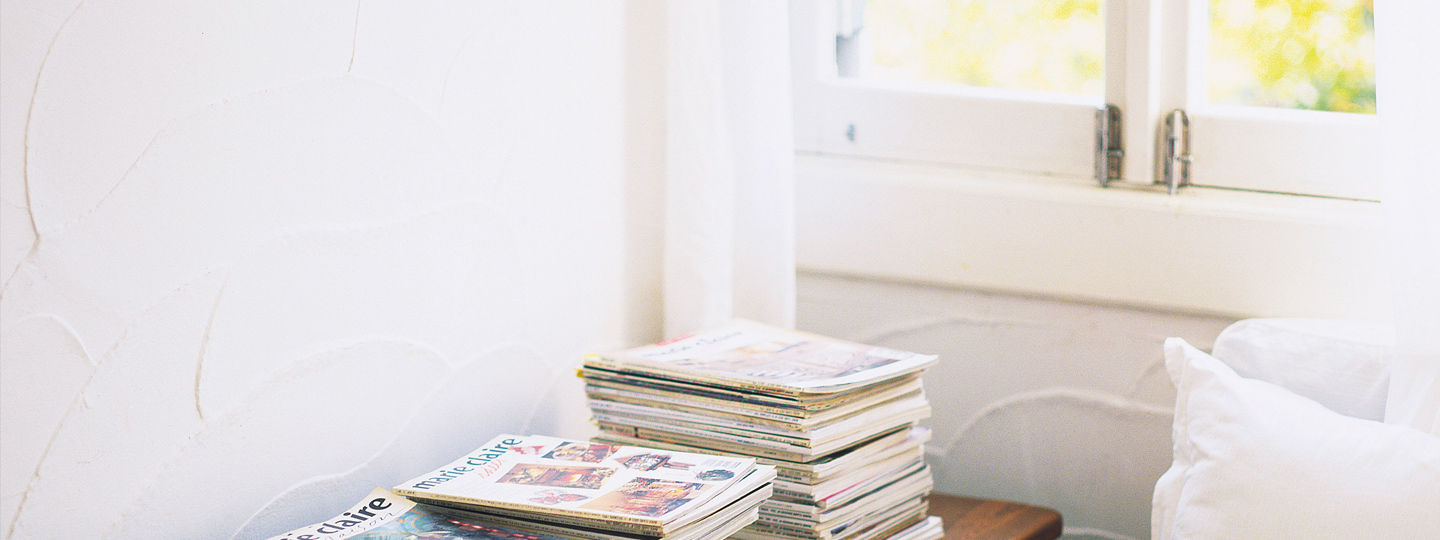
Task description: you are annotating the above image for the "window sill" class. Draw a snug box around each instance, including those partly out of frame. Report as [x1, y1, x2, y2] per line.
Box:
[795, 152, 1391, 319]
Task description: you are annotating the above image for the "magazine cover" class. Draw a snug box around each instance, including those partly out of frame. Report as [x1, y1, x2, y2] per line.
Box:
[583, 319, 937, 396]
[264, 487, 578, 540]
[392, 434, 756, 534]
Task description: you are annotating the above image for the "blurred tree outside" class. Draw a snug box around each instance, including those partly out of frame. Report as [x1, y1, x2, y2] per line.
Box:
[1210, 0, 1374, 113]
[863, 0, 1104, 96]
[856, 0, 1375, 114]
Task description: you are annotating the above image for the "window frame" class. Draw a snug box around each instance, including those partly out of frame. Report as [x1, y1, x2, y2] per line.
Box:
[791, 0, 1101, 179]
[1171, 0, 1380, 200]
[795, 0, 1380, 199]
[789, 0, 1391, 319]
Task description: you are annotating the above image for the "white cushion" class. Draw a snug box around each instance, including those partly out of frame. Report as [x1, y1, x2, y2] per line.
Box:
[1153, 338, 1440, 540]
[1211, 318, 1392, 421]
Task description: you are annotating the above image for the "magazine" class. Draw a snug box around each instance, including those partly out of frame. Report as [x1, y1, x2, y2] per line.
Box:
[881, 516, 944, 540]
[765, 473, 932, 532]
[772, 451, 926, 503]
[446, 466, 776, 540]
[581, 321, 943, 540]
[392, 434, 757, 536]
[580, 370, 925, 413]
[593, 408, 924, 462]
[584, 378, 926, 429]
[736, 495, 928, 540]
[597, 427, 929, 485]
[588, 394, 930, 447]
[808, 465, 932, 512]
[263, 487, 576, 540]
[583, 319, 937, 397]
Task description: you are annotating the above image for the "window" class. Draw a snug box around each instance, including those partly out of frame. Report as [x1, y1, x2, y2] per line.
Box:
[793, 0, 1378, 200]
[789, 0, 1389, 319]
[1181, 0, 1377, 200]
[793, 0, 1100, 180]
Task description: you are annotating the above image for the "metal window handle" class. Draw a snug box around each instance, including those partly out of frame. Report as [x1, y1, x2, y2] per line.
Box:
[1162, 109, 1191, 195]
[1095, 104, 1124, 187]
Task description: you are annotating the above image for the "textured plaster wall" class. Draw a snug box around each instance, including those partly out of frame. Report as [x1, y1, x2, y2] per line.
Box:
[796, 272, 1236, 540]
[0, 2, 660, 539]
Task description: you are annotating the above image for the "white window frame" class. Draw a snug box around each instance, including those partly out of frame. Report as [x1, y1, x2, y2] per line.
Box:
[790, 0, 1391, 320]
[793, 0, 1100, 179]
[1168, 0, 1380, 200]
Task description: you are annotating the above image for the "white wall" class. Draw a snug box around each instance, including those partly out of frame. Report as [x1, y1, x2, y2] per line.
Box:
[0, 2, 666, 538]
[796, 272, 1236, 540]
[0, 3, 1244, 540]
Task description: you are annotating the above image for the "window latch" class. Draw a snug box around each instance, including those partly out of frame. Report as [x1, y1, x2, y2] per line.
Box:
[1097, 106, 1193, 195]
[1094, 104, 1124, 187]
[1162, 109, 1192, 195]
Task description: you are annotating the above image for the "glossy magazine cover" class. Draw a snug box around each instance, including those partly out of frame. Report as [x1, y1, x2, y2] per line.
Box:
[392, 434, 755, 533]
[265, 488, 576, 540]
[586, 319, 937, 395]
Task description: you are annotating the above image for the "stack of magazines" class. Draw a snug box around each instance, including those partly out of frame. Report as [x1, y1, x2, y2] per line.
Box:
[581, 320, 945, 540]
[278, 433, 777, 540]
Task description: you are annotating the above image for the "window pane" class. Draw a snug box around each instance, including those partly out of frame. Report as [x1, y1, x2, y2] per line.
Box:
[849, 0, 1103, 96]
[1209, 0, 1375, 113]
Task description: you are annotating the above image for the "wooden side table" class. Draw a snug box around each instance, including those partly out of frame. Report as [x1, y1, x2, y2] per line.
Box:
[926, 493, 1063, 540]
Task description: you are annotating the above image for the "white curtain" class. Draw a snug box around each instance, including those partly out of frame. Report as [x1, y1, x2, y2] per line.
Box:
[663, 1, 797, 336]
[1377, 2, 1440, 435]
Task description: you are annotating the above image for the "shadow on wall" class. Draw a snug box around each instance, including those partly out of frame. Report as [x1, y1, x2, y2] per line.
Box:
[227, 344, 578, 540]
[795, 271, 1235, 540]
[935, 390, 1173, 540]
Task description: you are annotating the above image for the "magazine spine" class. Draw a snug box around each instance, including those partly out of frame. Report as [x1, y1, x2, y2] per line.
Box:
[759, 498, 823, 517]
[770, 484, 817, 501]
[754, 512, 826, 531]
[757, 502, 820, 521]
[740, 518, 828, 540]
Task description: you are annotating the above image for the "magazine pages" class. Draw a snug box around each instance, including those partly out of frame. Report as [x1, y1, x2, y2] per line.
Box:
[583, 319, 938, 396]
[392, 434, 758, 536]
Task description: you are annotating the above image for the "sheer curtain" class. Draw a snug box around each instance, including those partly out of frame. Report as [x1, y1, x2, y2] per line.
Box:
[1378, 2, 1440, 435]
[663, 1, 796, 336]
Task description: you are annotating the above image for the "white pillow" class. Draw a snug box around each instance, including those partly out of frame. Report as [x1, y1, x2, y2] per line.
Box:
[1153, 338, 1440, 540]
[1211, 318, 1392, 421]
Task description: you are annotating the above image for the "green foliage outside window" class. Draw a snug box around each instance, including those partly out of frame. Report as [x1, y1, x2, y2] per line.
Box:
[861, 0, 1375, 114]
[865, 0, 1104, 96]
[1210, 0, 1374, 113]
